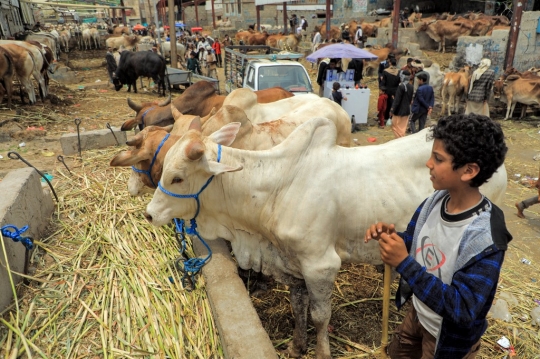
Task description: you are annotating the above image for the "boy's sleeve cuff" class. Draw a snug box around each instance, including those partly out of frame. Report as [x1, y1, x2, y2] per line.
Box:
[396, 255, 420, 278]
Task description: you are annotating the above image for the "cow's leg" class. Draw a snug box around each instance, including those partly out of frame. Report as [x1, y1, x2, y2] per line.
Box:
[133, 80, 137, 94]
[520, 104, 528, 119]
[441, 37, 445, 53]
[284, 282, 309, 357]
[303, 255, 341, 359]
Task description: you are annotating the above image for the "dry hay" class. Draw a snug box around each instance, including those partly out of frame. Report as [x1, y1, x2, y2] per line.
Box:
[0, 148, 222, 358]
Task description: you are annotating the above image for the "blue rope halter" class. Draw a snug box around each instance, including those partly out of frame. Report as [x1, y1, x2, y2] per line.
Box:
[131, 133, 170, 188]
[159, 144, 222, 290]
[140, 106, 155, 129]
[1, 224, 34, 250]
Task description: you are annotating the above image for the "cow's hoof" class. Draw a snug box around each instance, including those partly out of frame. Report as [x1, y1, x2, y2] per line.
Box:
[280, 343, 305, 358]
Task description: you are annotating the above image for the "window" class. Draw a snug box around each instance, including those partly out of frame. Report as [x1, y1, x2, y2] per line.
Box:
[246, 67, 255, 88]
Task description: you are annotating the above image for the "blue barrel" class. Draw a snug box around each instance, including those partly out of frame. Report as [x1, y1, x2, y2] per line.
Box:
[537, 17, 540, 34]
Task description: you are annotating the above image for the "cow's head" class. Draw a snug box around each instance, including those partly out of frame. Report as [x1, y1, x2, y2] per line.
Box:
[145, 118, 243, 227]
[493, 78, 505, 100]
[121, 96, 172, 131]
[112, 75, 123, 91]
[110, 125, 174, 196]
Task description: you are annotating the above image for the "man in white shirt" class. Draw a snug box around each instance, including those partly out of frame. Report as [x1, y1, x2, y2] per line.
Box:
[312, 30, 321, 52]
[354, 25, 363, 48]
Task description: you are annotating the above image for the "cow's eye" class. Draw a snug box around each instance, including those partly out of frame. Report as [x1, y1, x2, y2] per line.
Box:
[172, 177, 183, 184]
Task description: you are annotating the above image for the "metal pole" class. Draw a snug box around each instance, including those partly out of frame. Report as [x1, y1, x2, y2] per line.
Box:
[504, 0, 523, 70]
[151, 0, 162, 52]
[168, 0, 177, 68]
[391, 0, 400, 49]
[256, 5, 260, 32]
[325, 0, 330, 41]
[211, 0, 216, 29]
[195, 0, 199, 27]
[283, 2, 287, 34]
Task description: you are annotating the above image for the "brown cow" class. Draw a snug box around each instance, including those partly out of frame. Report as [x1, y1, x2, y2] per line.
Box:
[0, 44, 37, 104]
[0, 47, 14, 108]
[453, 17, 496, 36]
[494, 74, 540, 119]
[416, 20, 474, 53]
[247, 31, 269, 45]
[277, 34, 301, 52]
[235, 30, 256, 43]
[266, 33, 284, 48]
[346, 20, 378, 39]
[441, 65, 471, 115]
[121, 82, 293, 130]
[317, 22, 341, 40]
[363, 45, 410, 76]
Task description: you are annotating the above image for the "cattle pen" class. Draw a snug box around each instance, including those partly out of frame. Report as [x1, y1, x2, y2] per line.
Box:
[2, 24, 540, 359]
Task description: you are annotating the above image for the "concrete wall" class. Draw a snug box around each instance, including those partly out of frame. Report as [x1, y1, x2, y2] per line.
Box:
[451, 29, 509, 76]
[512, 11, 540, 72]
[450, 11, 540, 76]
[0, 168, 54, 312]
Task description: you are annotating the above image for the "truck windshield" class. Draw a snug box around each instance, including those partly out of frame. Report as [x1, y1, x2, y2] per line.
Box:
[258, 65, 313, 92]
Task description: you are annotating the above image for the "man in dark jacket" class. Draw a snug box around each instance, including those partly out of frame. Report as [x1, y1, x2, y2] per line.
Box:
[378, 53, 395, 87]
[347, 58, 364, 86]
[105, 47, 117, 84]
[410, 73, 435, 133]
[381, 57, 400, 121]
[390, 69, 414, 138]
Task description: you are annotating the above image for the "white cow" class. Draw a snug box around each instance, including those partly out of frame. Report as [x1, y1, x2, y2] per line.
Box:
[145, 118, 507, 359]
[160, 41, 186, 62]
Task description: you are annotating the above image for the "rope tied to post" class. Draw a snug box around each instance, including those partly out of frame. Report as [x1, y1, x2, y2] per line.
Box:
[1, 224, 34, 250]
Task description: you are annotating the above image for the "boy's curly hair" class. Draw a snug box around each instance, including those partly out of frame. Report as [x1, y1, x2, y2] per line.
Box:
[428, 113, 508, 188]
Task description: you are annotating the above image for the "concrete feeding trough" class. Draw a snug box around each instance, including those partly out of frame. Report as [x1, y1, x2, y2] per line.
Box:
[0, 168, 54, 312]
[60, 126, 127, 156]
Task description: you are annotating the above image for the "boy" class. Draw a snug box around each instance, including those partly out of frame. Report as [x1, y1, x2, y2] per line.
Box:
[365, 114, 512, 358]
[410, 73, 434, 133]
[331, 81, 347, 106]
[187, 51, 200, 75]
[377, 87, 388, 129]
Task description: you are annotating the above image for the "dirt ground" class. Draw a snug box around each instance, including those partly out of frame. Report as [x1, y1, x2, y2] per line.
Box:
[1, 48, 540, 358]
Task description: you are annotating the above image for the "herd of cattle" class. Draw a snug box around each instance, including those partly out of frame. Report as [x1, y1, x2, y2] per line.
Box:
[107, 81, 507, 358]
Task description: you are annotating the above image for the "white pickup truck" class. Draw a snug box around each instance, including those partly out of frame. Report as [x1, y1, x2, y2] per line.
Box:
[224, 46, 313, 95]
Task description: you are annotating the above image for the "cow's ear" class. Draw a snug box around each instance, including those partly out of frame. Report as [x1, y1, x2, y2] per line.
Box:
[110, 150, 147, 167]
[126, 132, 144, 147]
[207, 161, 243, 176]
[188, 117, 202, 131]
[121, 118, 139, 131]
[209, 122, 241, 146]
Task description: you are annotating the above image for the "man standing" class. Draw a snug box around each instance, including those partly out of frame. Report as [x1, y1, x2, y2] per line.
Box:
[316, 58, 331, 97]
[212, 38, 222, 67]
[347, 58, 364, 87]
[289, 14, 299, 33]
[354, 24, 363, 48]
[466, 58, 495, 117]
[105, 47, 117, 85]
[341, 25, 351, 43]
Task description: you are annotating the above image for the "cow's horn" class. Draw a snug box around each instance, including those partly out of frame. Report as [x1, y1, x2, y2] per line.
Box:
[127, 97, 142, 112]
[186, 140, 205, 161]
[157, 95, 171, 107]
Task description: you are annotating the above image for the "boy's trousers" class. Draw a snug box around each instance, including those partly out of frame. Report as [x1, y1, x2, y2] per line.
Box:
[388, 306, 481, 359]
[410, 111, 428, 133]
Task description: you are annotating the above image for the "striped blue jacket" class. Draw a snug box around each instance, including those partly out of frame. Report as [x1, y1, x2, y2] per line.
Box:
[395, 190, 512, 358]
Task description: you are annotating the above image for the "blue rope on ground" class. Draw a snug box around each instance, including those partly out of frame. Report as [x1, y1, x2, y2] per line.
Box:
[1, 224, 34, 250]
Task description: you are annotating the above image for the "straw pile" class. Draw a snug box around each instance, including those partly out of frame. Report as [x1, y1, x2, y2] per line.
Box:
[0, 148, 222, 358]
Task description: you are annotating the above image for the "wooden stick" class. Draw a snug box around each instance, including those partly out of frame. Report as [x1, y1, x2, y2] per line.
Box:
[380, 263, 392, 358]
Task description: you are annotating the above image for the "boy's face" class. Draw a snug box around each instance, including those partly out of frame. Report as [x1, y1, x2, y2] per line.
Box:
[426, 139, 470, 190]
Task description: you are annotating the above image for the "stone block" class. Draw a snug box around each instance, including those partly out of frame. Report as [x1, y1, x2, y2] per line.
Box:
[60, 127, 127, 156]
[194, 238, 278, 359]
[0, 167, 54, 312]
[408, 43, 422, 57]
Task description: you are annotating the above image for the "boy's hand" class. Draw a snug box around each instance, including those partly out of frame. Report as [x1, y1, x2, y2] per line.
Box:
[379, 232, 408, 267]
[364, 222, 395, 243]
